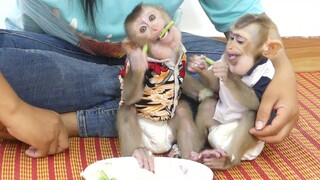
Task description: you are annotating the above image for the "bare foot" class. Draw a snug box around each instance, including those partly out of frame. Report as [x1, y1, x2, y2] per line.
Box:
[203, 156, 229, 170]
[196, 148, 230, 170]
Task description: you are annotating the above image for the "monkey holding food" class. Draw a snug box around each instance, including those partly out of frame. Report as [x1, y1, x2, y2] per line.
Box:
[117, 3, 205, 171]
[189, 13, 283, 170]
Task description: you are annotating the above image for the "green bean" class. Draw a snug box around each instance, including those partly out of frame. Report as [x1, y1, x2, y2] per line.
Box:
[143, 44, 148, 54]
[98, 170, 110, 180]
[159, 21, 175, 39]
[205, 57, 215, 65]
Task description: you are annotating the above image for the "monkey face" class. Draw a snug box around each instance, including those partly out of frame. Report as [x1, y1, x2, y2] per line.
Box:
[225, 24, 261, 75]
[129, 6, 172, 43]
[128, 5, 181, 60]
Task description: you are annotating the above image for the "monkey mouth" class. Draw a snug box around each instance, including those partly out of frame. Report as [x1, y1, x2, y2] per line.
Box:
[158, 31, 169, 40]
[227, 54, 239, 65]
[158, 21, 175, 40]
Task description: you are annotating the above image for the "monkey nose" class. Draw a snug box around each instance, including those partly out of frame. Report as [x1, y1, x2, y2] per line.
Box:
[152, 25, 160, 31]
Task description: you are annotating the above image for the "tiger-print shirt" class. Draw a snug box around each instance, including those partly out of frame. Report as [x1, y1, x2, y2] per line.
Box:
[119, 48, 186, 122]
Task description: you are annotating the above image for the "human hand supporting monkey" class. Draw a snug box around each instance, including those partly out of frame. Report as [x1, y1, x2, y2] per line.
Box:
[250, 50, 299, 143]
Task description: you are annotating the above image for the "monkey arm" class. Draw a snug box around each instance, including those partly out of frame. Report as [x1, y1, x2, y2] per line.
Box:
[122, 68, 146, 105]
[224, 73, 260, 110]
[181, 74, 205, 101]
[182, 73, 219, 101]
[200, 69, 220, 93]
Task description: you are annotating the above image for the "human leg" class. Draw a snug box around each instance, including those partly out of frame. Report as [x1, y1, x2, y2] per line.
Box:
[0, 30, 123, 137]
[181, 32, 225, 63]
[0, 29, 124, 65]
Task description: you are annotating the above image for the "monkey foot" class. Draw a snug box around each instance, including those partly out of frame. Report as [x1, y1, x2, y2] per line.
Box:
[168, 144, 180, 158]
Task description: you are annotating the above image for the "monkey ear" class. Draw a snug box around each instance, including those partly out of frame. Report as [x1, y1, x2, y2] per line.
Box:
[122, 38, 131, 52]
[122, 38, 136, 53]
[262, 39, 283, 59]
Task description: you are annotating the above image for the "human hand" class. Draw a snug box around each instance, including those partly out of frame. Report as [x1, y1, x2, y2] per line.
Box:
[250, 67, 299, 143]
[132, 147, 155, 172]
[5, 101, 69, 158]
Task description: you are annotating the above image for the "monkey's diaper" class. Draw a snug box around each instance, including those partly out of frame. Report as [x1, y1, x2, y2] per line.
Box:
[208, 121, 265, 160]
[138, 118, 174, 154]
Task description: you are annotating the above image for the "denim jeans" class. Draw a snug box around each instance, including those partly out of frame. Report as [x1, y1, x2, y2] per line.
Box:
[0, 29, 226, 137]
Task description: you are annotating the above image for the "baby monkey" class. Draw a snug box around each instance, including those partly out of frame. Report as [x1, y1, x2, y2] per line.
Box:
[189, 14, 283, 170]
[117, 3, 204, 171]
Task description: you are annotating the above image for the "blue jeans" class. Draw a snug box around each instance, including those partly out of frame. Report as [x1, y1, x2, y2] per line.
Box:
[0, 29, 225, 137]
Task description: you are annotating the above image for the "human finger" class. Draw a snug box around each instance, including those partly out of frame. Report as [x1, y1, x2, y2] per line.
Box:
[251, 110, 297, 143]
[25, 146, 46, 158]
[255, 91, 277, 131]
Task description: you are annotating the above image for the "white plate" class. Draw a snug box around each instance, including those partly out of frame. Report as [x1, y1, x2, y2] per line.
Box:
[81, 157, 213, 180]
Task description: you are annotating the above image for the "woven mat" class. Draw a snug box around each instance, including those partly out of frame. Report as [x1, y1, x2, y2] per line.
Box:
[0, 71, 319, 180]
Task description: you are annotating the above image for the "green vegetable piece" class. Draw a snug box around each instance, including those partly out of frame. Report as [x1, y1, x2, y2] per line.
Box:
[205, 57, 215, 65]
[143, 44, 148, 54]
[159, 21, 175, 39]
[98, 170, 110, 180]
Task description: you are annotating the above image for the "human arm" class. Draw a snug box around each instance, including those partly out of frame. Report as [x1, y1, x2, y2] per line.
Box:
[0, 73, 69, 158]
[250, 51, 299, 143]
[199, 0, 264, 33]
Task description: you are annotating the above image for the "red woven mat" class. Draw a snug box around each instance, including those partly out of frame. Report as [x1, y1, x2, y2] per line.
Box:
[0, 71, 319, 180]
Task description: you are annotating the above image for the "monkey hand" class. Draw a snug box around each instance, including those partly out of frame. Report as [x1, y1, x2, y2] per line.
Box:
[132, 147, 155, 172]
[126, 45, 148, 72]
[211, 60, 229, 81]
[188, 55, 208, 74]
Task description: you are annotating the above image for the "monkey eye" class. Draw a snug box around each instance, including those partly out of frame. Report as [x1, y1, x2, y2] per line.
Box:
[236, 36, 245, 45]
[228, 33, 235, 41]
[140, 26, 147, 33]
[149, 14, 156, 21]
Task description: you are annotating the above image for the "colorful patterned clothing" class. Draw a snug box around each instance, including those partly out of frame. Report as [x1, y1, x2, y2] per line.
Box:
[119, 46, 187, 122]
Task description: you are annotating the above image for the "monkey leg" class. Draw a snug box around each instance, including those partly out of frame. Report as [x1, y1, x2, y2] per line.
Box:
[117, 104, 144, 156]
[169, 99, 203, 159]
[195, 97, 218, 149]
[219, 111, 258, 169]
